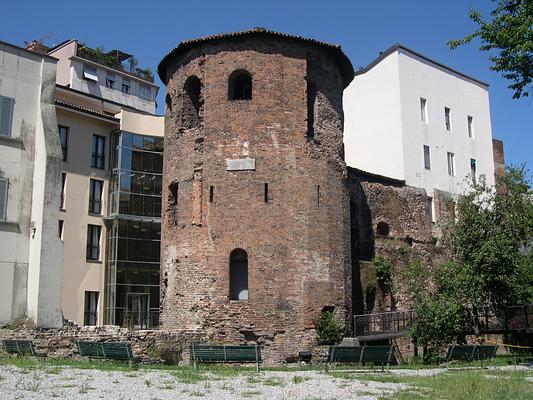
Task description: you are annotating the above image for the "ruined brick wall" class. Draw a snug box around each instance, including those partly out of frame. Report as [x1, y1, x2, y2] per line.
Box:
[492, 139, 505, 178]
[347, 169, 447, 314]
[160, 35, 352, 364]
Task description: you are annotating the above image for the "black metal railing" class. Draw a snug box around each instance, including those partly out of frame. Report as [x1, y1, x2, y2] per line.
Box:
[480, 304, 533, 333]
[354, 310, 416, 338]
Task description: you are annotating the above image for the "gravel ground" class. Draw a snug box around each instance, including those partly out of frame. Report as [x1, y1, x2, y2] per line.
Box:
[0, 366, 408, 400]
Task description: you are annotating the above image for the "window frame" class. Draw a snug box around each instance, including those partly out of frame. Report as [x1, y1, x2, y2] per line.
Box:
[83, 65, 98, 82]
[0, 177, 8, 221]
[470, 158, 477, 181]
[0, 95, 15, 137]
[423, 145, 431, 170]
[139, 85, 151, 100]
[60, 172, 67, 210]
[467, 115, 474, 138]
[84, 291, 99, 326]
[86, 224, 102, 261]
[106, 73, 116, 89]
[420, 97, 428, 123]
[89, 178, 104, 215]
[58, 125, 69, 161]
[91, 134, 106, 169]
[444, 107, 452, 131]
[121, 79, 131, 94]
[447, 152, 456, 177]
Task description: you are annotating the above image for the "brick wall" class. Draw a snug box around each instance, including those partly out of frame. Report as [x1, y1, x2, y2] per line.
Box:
[159, 35, 352, 363]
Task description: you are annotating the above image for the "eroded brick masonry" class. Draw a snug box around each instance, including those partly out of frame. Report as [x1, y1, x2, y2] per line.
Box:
[158, 29, 354, 363]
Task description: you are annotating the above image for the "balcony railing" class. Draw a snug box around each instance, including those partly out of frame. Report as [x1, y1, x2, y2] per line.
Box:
[354, 310, 416, 338]
[116, 309, 159, 330]
[479, 304, 533, 333]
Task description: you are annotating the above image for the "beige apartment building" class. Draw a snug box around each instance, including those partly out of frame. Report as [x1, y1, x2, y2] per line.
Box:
[45, 40, 163, 328]
[0, 38, 162, 329]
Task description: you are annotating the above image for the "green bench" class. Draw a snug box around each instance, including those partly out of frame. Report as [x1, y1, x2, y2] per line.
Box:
[443, 344, 498, 368]
[327, 345, 394, 371]
[3, 339, 37, 356]
[190, 344, 262, 372]
[77, 341, 136, 366]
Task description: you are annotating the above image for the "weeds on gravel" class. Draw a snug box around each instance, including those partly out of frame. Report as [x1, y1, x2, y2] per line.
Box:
[171, 368, 206, 384]
[293, 375, 307, 384]
[263, 376, 284, 386]
[242, 390, 262, 397]
[144, 378, 152, 387]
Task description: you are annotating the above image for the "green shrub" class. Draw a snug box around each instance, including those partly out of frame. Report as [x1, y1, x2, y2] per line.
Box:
[315, 311, 342, 345]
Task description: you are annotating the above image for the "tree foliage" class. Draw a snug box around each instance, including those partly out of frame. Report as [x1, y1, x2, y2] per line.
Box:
[402, 166, 532, 355]
[315, 311, 342, 345]
[448, 0, 533, 99]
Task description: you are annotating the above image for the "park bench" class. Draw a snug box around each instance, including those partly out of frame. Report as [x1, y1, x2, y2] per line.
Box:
[77, 341, 136, 366]
[2, 339, 37, 356]
[327, 345, 394, 371]
[190, 344, 262, 372]
[443, 344, 498, 368]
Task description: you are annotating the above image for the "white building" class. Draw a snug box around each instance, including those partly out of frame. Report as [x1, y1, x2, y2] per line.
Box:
[344, 44, 496, 217]
[0, 40, 64, 327]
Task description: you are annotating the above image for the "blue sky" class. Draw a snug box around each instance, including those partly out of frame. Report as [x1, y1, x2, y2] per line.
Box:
[1, 0, 531, 168]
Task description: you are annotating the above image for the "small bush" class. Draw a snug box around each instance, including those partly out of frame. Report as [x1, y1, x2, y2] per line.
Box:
[147, 342, 183, 365]
[315, 311, 342, 345]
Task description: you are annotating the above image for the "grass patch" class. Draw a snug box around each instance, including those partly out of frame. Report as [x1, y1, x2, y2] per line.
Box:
[242, 390, 262, 397]
[263, 376, 284, 386]
[171, 368, 206, 384]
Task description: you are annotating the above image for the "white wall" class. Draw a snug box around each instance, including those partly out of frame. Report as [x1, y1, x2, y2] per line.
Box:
[343, 52, 405, 181]
[397, 50, 495, 197]
[343, 47, 495, 198]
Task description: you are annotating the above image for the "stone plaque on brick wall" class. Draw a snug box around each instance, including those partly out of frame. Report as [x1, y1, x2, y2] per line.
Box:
[226, 158, 256, 171]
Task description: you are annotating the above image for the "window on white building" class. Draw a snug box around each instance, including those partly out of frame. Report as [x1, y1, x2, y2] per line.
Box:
[83, 65, 98, 82]
[420, 98, 427, 123]
[428, 196, 435, 223]
[58, 125, 69, 161]
[470, 158, 477, 182]
[423, 145, 431, 170]
[139, 85, 151, 100]
[122, 79, 131, 94]
[106, 73, 115, 89]
[447, 152, 455, 176]
[58, 220, 64, 239]
[445, 107, 451, 131]
[89, 179, 103, 214]
[60, 172, 67, 210]
[0, 178, 8, 221]
[0, 95, 15, 137]
[467, 115, 474, 138]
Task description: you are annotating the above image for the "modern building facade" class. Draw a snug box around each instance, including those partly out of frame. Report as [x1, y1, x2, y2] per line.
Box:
[0, 40, 64, 328]
[344, 44, 497, 220]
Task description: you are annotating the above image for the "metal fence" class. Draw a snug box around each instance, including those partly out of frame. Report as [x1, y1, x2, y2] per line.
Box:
[354, 310, 416, 338]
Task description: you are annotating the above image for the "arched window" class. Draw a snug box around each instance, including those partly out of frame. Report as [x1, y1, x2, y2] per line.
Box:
[181, 75, 201, 128]
[229, 70, 252, 100]
[229, 249, 248, 300]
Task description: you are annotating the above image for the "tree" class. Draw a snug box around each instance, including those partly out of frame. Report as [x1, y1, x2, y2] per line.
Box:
[448, 0, 533, 99]
[315, 311, 342, 345]
[401, 166, 532, 357]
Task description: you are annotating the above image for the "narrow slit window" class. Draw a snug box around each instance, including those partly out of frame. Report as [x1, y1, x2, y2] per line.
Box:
[209, 185, 214, 203]
[447, 152, 455, 176]
[420, 98, 427, 123]
[307, 80, 317, 138]
[60, 172, 67, 210]
[467, 115, 474, 138]
[264, 183, 268, 203]
[470, 158, 477, 182]
[317, 185, 320, 206]
[168, 181, 179, 207]
[423, 145, 431, 170]
[445, 107, 451, 131]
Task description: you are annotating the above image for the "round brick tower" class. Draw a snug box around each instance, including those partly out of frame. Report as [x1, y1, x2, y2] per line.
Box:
[157, 28, 354, 363]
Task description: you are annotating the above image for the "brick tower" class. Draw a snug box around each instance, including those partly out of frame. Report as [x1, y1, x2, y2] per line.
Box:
[157, 28, 354, 363]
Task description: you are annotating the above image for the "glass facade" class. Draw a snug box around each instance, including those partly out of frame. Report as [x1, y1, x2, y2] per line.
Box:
[105, 131, 163, 329]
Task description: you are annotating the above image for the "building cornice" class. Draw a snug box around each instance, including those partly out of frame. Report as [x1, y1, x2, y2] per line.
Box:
[55, 99, 120, 123]
[354, 43, 489, 88]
